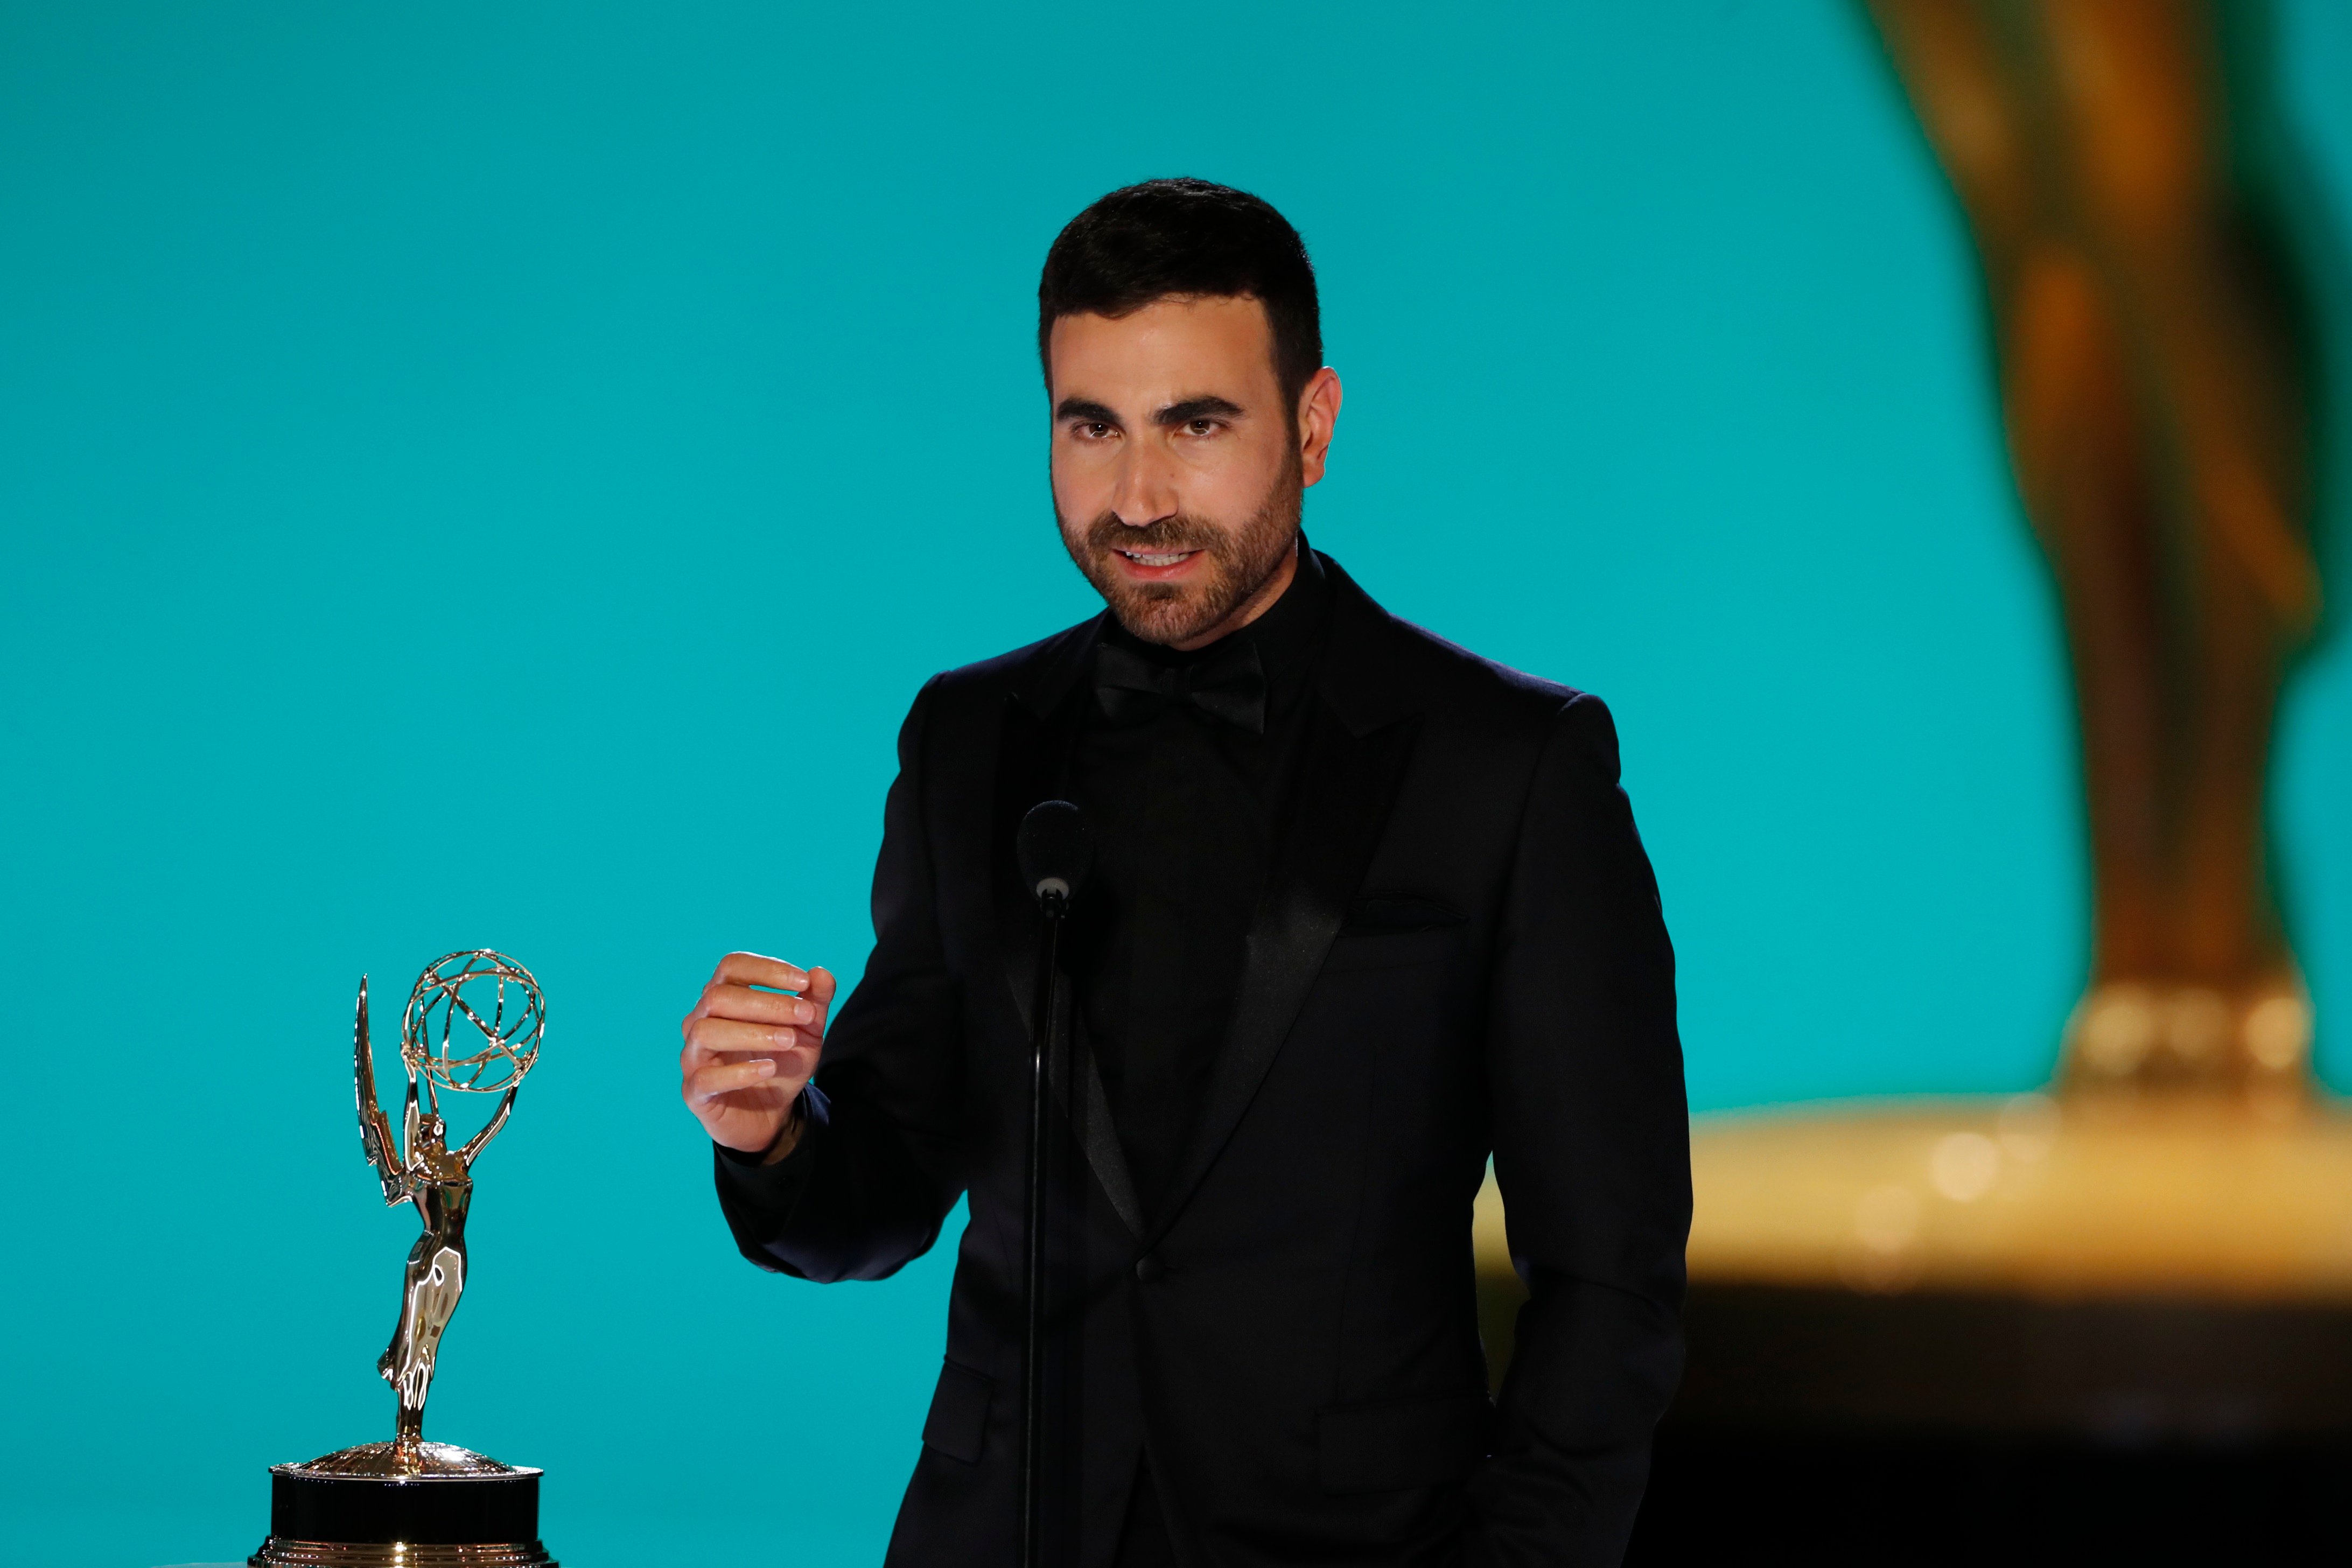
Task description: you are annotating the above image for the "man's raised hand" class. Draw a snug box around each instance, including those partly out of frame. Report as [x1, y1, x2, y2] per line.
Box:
[681, 953, 836, 1160]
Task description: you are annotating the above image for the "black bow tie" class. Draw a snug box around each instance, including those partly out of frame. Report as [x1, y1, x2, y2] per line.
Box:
[1093, 638, 1267, 734]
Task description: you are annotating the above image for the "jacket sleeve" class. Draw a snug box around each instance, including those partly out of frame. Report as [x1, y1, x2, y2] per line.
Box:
[713, 673, 970, 1283]
[1469, 693, 1691, 1566]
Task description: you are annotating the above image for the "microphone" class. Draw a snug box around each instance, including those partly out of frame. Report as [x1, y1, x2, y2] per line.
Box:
[1018, 800, 1093, 908]
[1014, 798, 1089, 1568]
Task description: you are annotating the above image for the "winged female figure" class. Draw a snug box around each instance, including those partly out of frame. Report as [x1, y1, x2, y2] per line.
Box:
[354, 977, 517, 1450]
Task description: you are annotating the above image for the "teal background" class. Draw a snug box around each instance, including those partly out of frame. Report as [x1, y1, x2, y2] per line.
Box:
[2, 3, 2348, 1563]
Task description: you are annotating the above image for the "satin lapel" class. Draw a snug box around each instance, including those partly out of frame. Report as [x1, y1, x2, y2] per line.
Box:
[992, 687, 1145, 1238]
[1147, 699, 1421, 1247]
[1074, 1011, 1144, 1236]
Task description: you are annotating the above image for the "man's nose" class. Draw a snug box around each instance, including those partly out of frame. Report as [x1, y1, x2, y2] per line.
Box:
[1109, 440, 1180, 528]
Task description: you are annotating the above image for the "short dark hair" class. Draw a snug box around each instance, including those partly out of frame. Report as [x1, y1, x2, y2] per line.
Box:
[1038, 177, 1321, 407]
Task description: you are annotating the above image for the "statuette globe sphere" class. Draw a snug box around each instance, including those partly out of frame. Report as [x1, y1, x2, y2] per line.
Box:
[400, 950, 545, 1094]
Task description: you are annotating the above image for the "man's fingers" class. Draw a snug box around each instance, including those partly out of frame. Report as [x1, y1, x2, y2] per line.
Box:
[709, 951, 808, 994]
[691, 984, 818, 1028]
[687, 1016, 815, 1060]
[686, 1059, 783, 1104]
[678, 955, 830, 1110]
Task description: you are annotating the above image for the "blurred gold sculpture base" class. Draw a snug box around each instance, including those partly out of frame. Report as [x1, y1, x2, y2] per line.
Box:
[1680, 1094, 2352, 1302]
[1475, 1097, 2352, 1433]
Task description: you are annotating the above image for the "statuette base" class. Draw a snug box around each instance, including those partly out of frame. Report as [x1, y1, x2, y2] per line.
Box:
[251, 1441, 552, 1568]
[250, 1543, 553, 1567]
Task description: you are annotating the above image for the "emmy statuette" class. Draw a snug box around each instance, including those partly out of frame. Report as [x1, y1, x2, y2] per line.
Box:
[251, 951, 558, 1568]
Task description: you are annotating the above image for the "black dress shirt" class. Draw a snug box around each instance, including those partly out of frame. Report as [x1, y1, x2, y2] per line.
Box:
[1066, 543, 1330, 1222]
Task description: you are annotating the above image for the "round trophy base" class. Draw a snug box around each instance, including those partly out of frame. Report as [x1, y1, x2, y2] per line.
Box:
[251, 1441, 554, 1568]
[250, 1544, 553, 1567]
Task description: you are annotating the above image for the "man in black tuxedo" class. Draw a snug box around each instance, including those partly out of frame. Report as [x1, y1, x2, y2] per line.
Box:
[680, 178, 1689, 1566]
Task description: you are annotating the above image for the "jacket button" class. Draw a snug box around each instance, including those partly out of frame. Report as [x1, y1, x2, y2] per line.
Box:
[1134, 1253, 1165, 1283]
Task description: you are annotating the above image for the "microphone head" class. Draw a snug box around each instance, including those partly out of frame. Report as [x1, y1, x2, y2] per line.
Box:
[1018, 800, 1093, 906]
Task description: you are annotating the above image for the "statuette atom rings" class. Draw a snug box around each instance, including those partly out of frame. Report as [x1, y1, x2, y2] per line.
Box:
[402, 949, 546, 1095]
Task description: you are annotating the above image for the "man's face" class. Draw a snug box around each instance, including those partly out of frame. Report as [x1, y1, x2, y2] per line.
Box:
[1048, 295, 1335, 649]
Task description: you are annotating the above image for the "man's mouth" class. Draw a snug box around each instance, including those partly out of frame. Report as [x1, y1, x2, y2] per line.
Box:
[1115, 548, 1200, 570]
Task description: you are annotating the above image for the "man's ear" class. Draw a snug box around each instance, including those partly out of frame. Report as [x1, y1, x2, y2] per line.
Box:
[1297, 367, 1343, 487]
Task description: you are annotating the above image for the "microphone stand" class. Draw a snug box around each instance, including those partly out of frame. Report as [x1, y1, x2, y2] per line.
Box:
[1023, 878, 1069, 1568]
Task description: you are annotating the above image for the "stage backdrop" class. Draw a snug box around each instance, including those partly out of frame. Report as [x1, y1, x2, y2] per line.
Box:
[3, 3, 2347, 1564]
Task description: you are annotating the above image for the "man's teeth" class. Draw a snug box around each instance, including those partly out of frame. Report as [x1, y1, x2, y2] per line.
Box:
[1121, 550, 1191, 567]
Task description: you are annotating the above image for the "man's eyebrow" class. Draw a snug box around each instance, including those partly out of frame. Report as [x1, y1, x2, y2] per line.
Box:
[1054, 397, 1121, 424]
[1155, 396, 1245, 426]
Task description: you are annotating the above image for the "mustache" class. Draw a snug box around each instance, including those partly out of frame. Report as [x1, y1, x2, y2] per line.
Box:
[1080, 513, 1227, 556]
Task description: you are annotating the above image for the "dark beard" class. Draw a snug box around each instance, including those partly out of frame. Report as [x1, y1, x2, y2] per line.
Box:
[1060, 457, 1303, 646]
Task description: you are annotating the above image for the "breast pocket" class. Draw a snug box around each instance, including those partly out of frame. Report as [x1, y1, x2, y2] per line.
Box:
[1319, 894, 1468, 978]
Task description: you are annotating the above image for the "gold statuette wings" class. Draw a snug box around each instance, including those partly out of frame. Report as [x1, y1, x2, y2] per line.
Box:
[354, 976, 408, 1203]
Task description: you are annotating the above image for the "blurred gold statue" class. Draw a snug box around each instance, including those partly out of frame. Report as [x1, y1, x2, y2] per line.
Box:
[1868, 0, 2320, 1091]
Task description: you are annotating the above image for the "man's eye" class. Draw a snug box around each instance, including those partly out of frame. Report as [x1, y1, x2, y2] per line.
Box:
[1074, 422, 1112, 439]
[1185, 419, 1221, 436]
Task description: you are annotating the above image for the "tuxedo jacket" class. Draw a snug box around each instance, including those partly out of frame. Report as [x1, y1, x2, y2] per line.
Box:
[717, 554, 1691, 1566]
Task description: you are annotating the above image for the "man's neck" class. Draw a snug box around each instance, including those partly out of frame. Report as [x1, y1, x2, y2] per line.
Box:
[1171, 538, 1300, 653]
